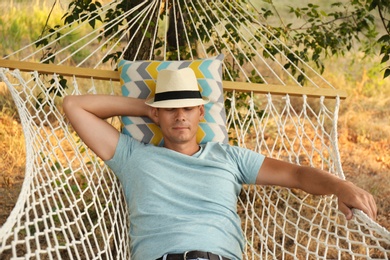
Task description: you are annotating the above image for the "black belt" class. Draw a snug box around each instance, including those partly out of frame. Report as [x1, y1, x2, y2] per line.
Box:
[156, 250, 230, 260]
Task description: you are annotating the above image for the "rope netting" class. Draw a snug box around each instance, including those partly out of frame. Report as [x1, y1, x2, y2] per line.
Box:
[1, 0, 389, 259]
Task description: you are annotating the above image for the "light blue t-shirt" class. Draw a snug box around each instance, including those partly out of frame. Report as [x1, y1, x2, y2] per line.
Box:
[105, 134, 265, 260]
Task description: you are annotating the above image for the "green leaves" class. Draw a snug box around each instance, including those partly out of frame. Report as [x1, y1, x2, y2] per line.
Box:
[378, 26, 390, 78]
[261, 0, 389, 78]
[63, 0, 103, 28]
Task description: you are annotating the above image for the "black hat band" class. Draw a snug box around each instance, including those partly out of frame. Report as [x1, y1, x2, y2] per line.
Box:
[154, 90, 202, 102]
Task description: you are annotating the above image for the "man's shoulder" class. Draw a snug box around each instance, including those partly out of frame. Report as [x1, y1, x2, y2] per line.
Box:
[202, 142, 247, 158]
[203, 141, 246, 151]
[203, 141, 263, 161]
[119, 133, 153, 147]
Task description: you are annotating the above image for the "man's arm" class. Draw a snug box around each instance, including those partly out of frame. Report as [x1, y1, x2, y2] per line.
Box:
[256, 157, 377, 220]
[63, 94, 152, 161]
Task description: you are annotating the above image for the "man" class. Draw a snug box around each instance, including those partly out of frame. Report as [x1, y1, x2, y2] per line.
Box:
[63, 68, 376, 260]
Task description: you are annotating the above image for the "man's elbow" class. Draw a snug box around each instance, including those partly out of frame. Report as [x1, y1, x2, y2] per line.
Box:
[63, 95, 77, 116]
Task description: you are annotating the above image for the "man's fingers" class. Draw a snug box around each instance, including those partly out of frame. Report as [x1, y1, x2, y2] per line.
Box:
[338, 194, 377, 221]
[338, 201, 353, 220]
[368, 195, 377, 220]
[335, 181, 378, 221]
[356, 193, 377, 220]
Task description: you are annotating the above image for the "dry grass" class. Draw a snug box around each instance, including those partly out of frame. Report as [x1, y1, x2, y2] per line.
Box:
[0, 83, 26, 223]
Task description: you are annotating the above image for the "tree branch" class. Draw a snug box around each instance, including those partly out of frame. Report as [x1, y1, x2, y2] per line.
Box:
[377, 3, 390, 35]
[38, 0, 58, 40]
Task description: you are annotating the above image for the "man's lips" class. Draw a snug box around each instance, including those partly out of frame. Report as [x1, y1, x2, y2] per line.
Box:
[172, 125, 189, 130]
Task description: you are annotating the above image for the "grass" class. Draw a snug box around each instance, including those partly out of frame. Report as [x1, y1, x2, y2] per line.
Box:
[0, 0, 95, 64]
[0, 82, 26, 223]
[0, 0, 64, 58]
[0, 0, 389, 257]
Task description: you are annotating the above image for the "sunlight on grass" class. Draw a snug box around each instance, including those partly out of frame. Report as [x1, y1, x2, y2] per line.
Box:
[0, 0, 67, 57]
[0, 0, 88, 61]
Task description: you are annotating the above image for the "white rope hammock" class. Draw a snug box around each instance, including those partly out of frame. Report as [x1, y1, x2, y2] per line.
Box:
[0, 0, 389, 259]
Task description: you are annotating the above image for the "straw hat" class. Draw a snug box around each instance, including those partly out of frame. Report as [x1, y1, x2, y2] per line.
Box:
[145, 68, 209, 108]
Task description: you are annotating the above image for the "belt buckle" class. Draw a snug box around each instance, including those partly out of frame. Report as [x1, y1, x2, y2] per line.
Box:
[183, 251, 189, 260]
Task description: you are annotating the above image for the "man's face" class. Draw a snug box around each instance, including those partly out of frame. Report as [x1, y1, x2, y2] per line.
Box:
[153, 105, 205, 147]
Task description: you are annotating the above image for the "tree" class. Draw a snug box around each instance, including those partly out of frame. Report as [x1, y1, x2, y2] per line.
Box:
[259, 0, 390, 78]
[38, 0, 390, 78]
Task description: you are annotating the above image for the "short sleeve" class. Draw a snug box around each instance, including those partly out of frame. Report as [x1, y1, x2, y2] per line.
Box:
[226, 145, 265, 184]
[104, 133, 138, 175]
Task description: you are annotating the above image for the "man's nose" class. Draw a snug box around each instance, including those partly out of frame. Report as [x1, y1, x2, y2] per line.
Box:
[175, 108, 186, 121]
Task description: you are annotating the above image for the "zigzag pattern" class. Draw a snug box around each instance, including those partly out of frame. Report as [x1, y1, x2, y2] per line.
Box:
[118, 54, 228, 146]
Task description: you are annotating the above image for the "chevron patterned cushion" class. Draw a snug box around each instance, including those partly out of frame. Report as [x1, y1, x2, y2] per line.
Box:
[118, 54, 227, 146]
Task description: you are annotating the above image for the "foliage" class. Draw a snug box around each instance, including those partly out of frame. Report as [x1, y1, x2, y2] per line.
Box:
[370, 0, 390, 78]
[259, 0, 390, 78]
[38, 0, 389, 81]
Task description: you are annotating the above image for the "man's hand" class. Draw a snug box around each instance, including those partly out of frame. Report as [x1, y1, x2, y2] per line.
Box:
[335, 180, 377, 220]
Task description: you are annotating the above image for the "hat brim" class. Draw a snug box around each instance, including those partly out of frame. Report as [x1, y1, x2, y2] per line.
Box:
[145, 97, 209, 108]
